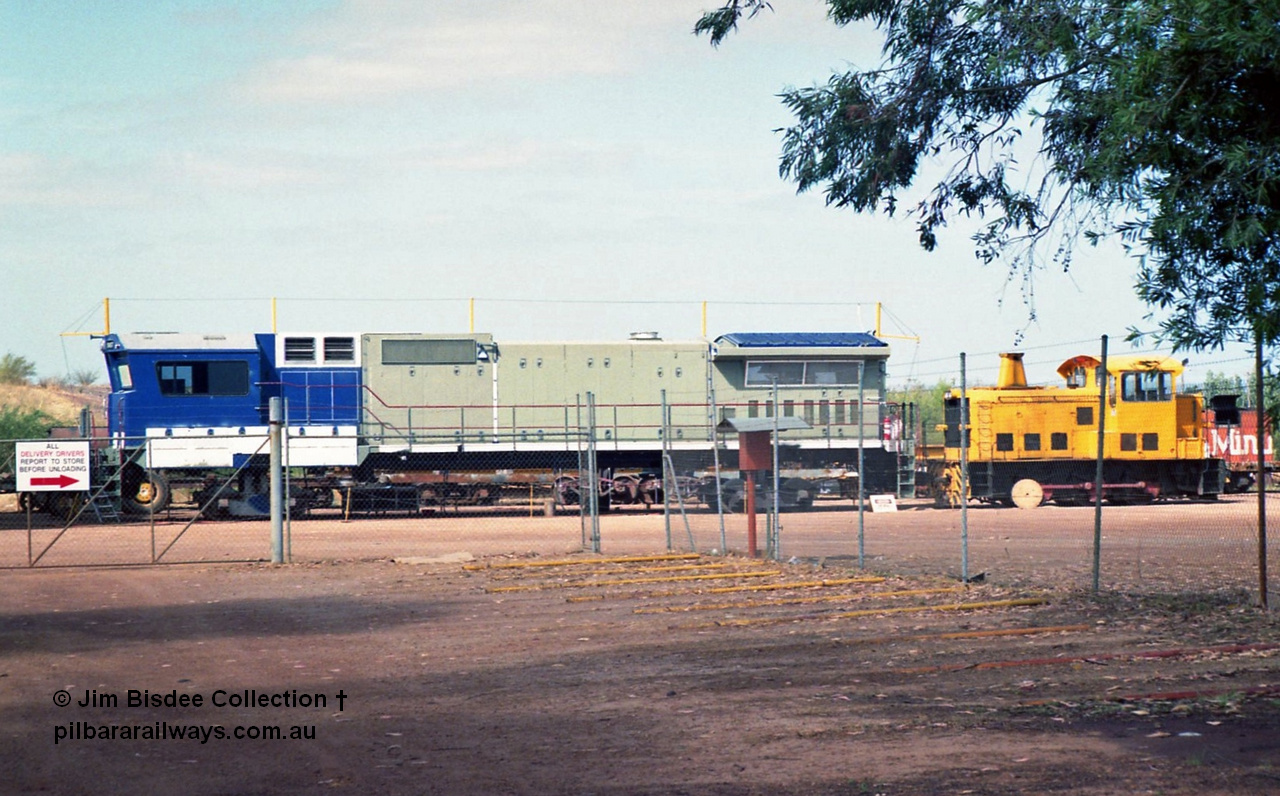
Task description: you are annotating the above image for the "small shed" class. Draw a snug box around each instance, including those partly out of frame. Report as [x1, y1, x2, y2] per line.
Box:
[716, 416, 811, 557]
[716, 416, 812, 470]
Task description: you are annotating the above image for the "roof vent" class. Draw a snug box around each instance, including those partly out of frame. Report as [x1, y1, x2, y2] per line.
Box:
[629, 331, 661, 341]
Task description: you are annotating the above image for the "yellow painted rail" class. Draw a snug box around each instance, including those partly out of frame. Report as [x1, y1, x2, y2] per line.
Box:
[633, 586, 965, 614]
[465, 553, 701, 571]
[675, 597, 1050, 629]
[705, 576, 885, 594]
[486, 569, 783, 593]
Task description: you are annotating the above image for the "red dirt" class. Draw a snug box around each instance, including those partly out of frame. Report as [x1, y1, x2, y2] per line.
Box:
[2, 549, 1278, 795]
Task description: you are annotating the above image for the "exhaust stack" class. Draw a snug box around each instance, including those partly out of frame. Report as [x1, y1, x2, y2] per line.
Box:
[996, 352, 1028, 389]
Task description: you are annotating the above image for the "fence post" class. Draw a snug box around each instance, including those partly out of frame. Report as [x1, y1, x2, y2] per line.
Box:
[284, 399, 292, 563]
[771, 378, 781, 560]
[1093, 335, 1108, 594]
[858, 362, 865, 569]
[959, 353, 969, 584]
[1256, 335, 1268, 609]
[576, 394, 585, 550]
[662, 389, 671, 551]
[147, 438, 156, 563]
[709, 383, 726, 555]
[270, 397, 283, 565]
[586, 392, 600, 553]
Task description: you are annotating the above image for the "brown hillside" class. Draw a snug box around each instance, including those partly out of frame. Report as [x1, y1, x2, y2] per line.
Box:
[0, 382, 108, 427]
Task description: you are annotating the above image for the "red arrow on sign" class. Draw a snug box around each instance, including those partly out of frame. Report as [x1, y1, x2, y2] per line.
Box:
[30, 475, 79, 488]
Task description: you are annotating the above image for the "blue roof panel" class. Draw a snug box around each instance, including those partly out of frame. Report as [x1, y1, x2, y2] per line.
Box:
[715, 332, 887, 348]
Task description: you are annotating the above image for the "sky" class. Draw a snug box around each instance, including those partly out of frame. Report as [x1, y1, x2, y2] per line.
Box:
[0, 0, 1260, 389]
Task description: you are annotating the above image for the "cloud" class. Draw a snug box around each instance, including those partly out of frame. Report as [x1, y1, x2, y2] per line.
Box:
[399, 138, 631, 173]
[164, 150, 332, 191]
[242, 0, 710, 103]
[0, 153, 129, 208]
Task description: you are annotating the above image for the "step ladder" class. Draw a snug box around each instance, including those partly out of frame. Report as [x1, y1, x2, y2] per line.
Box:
[90, 493, 122, 523]
[892, 402, 918, 499]
[896, 437, 917, 498]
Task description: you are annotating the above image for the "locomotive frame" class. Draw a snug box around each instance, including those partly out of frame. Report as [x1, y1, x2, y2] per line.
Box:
[95, 329, 913, 514]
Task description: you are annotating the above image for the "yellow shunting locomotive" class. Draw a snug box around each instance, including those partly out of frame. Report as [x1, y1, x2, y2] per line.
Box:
[941, 352, 1224, 506]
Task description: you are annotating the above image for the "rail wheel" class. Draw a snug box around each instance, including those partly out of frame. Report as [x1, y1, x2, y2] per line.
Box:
[1009, 478, 1044, 509]
[701, 480, 746, 513]
[121, 464, 171, 514]
[709, 493, 746, 513]
[782, 478, 815, 511]
[1226, 472, 1255, 493]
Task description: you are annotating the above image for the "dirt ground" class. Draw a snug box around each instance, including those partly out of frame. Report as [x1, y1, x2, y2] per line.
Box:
[3, 544, 1279, 795]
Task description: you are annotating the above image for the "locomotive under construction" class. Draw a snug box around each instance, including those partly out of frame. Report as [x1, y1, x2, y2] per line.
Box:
[94, 329, 914, 514]
[941, 352, 1226, 507]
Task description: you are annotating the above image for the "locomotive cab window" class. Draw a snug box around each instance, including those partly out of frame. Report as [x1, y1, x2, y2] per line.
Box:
[112, 359, 133, 391]
[382, 339, 477, 366]
[745, 361, 803, 386]
[1121, 371, 1172, 402]
[806, 361, 861, 386]
[156, 361, 250, 396]
[744, 360, 861, 387]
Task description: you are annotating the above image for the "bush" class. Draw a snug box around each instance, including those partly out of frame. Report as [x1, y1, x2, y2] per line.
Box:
[0, 353, 37, 385]
[0, 406, 54, 439]
[0, 406, 57, 474]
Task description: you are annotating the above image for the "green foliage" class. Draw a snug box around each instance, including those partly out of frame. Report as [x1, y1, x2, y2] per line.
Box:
[0, 412, 55, 473]
[0, 406, 55, 440]
[1188, 369, 1280, 432]
[0, 353, 37, 385]
[70, 368, 99, 388]
[1195, 371, 1248, 405]
[696, 0, 1280, 350]
[1249, 368, 1280, 432]
[887, 378, 954, 446]
[0, 406, 57, 474]
[0, 409, 57, 476]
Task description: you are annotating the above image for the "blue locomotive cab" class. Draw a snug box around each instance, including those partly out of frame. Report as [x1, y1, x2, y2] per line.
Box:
[100, 332, 361, 497]
[101, 332, 268, 442]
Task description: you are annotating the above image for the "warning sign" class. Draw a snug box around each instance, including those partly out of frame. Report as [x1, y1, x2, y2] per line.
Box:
[869, 493, 898, 513]
[15, 441, 90, 492]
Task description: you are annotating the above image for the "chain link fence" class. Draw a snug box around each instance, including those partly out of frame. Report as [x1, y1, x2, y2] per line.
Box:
[3, 401, 1277, 606]
[0, 434, 614, 567]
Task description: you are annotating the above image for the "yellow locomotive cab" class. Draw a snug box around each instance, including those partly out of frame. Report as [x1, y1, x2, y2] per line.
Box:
[941, 353, 1221, 507]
